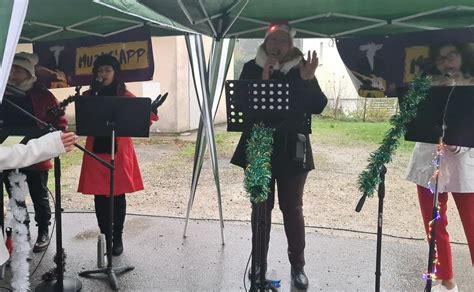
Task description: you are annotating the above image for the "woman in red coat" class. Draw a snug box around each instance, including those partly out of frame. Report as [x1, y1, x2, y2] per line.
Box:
[77, 55, 158, 256]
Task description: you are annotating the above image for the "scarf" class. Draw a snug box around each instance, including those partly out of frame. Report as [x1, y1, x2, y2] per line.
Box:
[255, 45, 303, 75]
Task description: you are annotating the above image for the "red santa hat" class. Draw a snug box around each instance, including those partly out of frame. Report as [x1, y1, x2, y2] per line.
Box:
[265, 21, 296, 40]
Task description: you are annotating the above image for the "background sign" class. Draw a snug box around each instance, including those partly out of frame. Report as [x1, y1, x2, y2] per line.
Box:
[33, 27, 154, 88]
[337, 28, 474, 97]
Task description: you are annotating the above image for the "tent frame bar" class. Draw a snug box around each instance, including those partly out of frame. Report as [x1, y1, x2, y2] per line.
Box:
[392, 5, 474, 30]
[66, 15, 144, 38]
[178, 0, 242, 25]
[228, 13, 386, 38]
[178, 0, 248, 38]
[191, 4, 474, 38]
[197, 0, 218, 37]
[221, 0, 249, 38]
[20, 16, 144, 42]
[94, 0, 197, 34]
[20, 21, 63, 42]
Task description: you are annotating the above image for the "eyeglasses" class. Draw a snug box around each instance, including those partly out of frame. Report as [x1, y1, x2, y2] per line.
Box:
[266, 37, 290, 45]
[435, 51, 460, 65]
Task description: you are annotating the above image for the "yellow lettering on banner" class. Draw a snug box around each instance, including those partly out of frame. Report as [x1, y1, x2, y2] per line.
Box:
[75, 41, 149, 75]
[404, 46, 429, 83]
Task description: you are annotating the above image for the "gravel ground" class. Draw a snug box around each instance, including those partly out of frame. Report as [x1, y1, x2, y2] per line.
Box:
[55, 129, 468, 245]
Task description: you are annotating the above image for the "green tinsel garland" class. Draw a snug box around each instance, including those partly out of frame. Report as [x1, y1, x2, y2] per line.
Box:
[244, 123, 274, 203]
[358, 75, 432, 197]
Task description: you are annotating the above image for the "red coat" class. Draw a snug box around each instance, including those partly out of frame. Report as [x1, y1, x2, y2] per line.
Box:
[25, 83, 68, 171]
[77, 90, 158, 196]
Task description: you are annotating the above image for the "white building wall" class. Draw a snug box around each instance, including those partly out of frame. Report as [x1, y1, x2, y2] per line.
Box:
[303, 38, 360, 114]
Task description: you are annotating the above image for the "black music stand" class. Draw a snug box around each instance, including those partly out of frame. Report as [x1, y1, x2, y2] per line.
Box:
[0, 90, 83, 292]
[76, 96, 150, 290]
[225, 80, 312, 291]
[403, 86, 474, 147]
[401, 85, 474, 290]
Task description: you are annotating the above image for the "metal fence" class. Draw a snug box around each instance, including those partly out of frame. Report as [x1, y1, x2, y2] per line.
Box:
[321, 97, 399, 122]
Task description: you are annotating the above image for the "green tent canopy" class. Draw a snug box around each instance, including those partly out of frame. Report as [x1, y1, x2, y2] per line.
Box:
[19, 0, 195, 43]
[0, 1, 14, 61]
[96, 0, 474, 38]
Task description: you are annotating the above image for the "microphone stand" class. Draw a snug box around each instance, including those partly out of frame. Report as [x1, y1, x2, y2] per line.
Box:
[78, 122, 135, 290]
[3, 84, 110, 291]
[355, 165, 387, 292]
[424, 84, 456, 291]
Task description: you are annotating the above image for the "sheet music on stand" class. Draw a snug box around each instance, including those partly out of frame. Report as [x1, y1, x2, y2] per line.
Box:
[225, 80, 312, 133]
[0, 94, 43, 143]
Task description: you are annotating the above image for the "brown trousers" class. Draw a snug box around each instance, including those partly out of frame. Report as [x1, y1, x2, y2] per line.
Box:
[251, 172, 308, 270]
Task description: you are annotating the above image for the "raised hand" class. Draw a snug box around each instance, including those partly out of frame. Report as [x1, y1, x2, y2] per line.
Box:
[299, 50, 319, 80]
[151, 92, 168, 114]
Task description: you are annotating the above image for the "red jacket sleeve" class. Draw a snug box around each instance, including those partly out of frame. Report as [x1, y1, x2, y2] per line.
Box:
[30, 85, 68, 131]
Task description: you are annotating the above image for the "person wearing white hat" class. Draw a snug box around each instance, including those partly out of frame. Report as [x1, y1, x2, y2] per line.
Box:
[231, 22, 327, 290]
[4, 52, 68, 253]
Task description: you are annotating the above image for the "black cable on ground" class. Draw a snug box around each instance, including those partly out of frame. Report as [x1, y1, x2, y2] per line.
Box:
[39, 210, 468, 246]
[243, 252, 251, 292]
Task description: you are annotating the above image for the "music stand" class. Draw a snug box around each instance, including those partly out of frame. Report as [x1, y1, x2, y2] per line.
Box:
[401, 85, 474, 290]
[402, 86, 474, 147]
[76, 96, 150, 290]
[225, 80, 312, 291]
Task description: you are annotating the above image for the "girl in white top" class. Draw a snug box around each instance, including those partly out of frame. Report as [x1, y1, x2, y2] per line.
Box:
[406, 143, 474, 292]
[0, 131, 76, 264]
[0, 131, 76, 171]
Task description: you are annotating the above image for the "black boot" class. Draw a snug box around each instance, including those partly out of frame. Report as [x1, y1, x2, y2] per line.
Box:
[112, 234, 123, 256]
[112, 195, 126, 256]
[291, 266, 308, 290]
[94, 196, 109, 235]
[33, 227, 49, 253]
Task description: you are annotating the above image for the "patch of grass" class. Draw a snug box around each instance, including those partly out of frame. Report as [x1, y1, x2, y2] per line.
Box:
[312, 117, 415, 153]
[175, 131, 241, 160]
[175, 140, 197, 160]
[175, 118, 416, 160]
[47, 146, 84, 189]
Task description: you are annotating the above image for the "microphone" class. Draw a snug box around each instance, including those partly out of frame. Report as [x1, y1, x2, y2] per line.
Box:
[269, 65, 274, 76]
[443, 72, 456, 86]
[268, 52, 278, 75]
[91, 77, 104, 95]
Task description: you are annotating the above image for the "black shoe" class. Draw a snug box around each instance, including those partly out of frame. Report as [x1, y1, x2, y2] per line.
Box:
[291, 266, 308, 290]
[112, 236, 123, 256]
[33, 229, 49, 253]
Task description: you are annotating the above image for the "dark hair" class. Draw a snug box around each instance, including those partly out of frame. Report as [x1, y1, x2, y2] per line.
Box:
[428, 43, 474, 76]
[92, 54, 121, 74]
[91, 54, 126, 96]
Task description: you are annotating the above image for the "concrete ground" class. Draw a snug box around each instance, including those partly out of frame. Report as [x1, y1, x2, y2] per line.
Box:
[1, 212, 473, 291]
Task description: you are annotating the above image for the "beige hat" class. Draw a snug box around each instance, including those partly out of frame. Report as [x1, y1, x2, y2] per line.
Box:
[12, 52, 39, 80]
